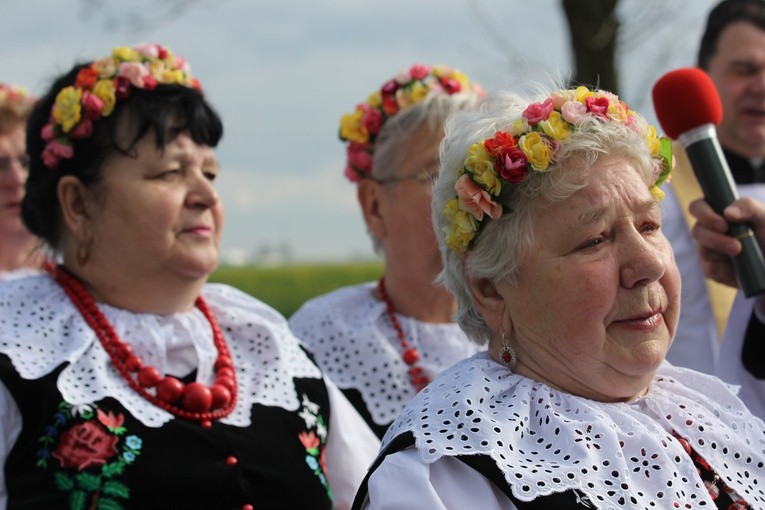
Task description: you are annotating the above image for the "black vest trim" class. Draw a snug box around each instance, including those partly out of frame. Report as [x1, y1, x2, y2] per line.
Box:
[742, 310, 765, 379]
[351, 432, 416, 510]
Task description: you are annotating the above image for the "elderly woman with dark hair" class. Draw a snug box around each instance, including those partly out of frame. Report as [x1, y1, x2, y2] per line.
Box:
[352, 85, 765, 509]
[0, 44, 378, 510]
[289, 64, 484, 438]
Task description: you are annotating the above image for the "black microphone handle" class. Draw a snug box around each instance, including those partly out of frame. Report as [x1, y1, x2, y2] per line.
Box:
[684, 135, 765, 297]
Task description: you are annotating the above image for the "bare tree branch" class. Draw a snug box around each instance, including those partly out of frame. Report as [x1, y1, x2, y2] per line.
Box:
[79, 0, 225, 34]
[467, 0, 709, 111]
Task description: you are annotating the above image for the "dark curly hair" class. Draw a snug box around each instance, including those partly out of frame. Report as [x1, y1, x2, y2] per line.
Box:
[22, 62, 223, 249]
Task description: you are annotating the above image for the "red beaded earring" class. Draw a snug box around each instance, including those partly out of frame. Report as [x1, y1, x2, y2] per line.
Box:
[498, 332, 516, 368]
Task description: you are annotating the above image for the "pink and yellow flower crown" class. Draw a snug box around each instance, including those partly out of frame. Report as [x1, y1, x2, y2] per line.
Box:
[444, 86, 673, 255]
[0, 83, 36, 118]
[41, 43, 202, 169]
[338, 64, 483, 182]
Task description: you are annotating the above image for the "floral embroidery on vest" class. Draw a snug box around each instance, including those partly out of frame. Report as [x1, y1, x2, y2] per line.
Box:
[297, 393, 333, 502]
[37, 401, 143, 510]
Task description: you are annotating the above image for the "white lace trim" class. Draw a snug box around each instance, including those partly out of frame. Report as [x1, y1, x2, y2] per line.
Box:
[383, 351, 765, 508]
[289, 282, 481, 425]
[0, 267, 43, 280]
[0, 274, 322, 428]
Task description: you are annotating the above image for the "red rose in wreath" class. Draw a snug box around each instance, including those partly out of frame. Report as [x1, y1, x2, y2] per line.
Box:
[52, 421, 119, 471]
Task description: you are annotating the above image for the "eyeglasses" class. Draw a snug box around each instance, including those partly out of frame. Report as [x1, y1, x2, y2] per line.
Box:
[0, 155, 30, 173]
[372, 168, 439, 187]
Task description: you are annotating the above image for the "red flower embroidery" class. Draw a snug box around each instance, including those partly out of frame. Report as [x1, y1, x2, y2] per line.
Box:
[97, 409, 125, 430]
[299, 431, 320, 451]
[52, 421, 119, 471]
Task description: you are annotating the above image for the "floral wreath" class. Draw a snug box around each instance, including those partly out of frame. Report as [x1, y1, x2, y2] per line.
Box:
[338, 63, 483, 182]
[444, 86, 674, 255]
[40, 43, 202, 169]
[0, 83, 36, 118]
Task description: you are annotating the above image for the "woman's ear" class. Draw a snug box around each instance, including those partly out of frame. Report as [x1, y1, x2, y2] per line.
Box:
[357, 179, 387, 240]
[467, 274, 511, 334]
[57, 175, 94, 242]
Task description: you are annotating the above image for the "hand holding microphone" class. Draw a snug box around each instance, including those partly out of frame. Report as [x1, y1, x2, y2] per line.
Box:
[689, 196, 765, 289]
[652, 67, 765, 297]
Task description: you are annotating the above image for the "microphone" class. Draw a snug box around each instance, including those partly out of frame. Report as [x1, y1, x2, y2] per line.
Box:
[652, 67, 765, 297]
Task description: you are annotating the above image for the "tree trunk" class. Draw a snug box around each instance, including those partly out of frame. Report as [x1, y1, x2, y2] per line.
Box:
[562, 0, 620, 94]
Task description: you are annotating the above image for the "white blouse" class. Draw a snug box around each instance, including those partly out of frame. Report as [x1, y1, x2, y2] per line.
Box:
[0, 273, 379, 510]
[659, 185, 719, 372]
[289, 282, 482, 427]
[361, 352, 765, 509]
[716, 292, 765, 421]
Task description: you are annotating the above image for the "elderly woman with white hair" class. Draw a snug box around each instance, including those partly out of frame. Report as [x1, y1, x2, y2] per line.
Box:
[352, 85, 765, 509]
[289, 64, 484, 438]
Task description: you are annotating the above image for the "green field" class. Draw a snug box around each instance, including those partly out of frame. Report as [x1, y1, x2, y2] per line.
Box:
[209, 260, 384, 318]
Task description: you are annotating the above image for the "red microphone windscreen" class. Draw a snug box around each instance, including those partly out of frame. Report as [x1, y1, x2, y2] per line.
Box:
[651, 67, 723, 139]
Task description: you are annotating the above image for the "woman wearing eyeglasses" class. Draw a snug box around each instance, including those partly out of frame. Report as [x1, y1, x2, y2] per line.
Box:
[0, 84, 40, 277]
[289, 64, 485, 438]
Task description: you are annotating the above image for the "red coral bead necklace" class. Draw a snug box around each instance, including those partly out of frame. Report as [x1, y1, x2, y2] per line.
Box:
[47, 264, 237, 428]
[377, 276, 430, 392]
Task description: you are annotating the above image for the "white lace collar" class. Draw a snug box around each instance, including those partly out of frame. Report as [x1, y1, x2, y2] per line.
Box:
[0, 267, 43, 280]
[289, 282, 481, 425]
[383, 351, 765, 508]
[0, 273, 322, 427]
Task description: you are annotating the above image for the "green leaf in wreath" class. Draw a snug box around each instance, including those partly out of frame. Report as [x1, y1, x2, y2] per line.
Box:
[69, 490, 87, 510]
[97, 496, 126, 510]
[54, 471, 75, 491]
[102, 480, 130, 499]
[75, 471, 102, 491]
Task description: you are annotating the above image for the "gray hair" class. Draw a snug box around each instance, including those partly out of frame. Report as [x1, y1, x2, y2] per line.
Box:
[432, 87, 660, 344]
[367, 90, 482, 254]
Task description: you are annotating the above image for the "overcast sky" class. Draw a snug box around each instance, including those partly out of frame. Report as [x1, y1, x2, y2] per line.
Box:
[1, 0, 718, 262]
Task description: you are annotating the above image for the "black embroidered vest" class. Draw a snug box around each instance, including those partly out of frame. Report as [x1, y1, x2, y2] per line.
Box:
[1, 354, 334, 510]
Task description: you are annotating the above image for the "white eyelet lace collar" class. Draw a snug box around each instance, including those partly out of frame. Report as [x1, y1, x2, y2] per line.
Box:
[289, 282, 481, 425]
[383, 351, 765, 508]
[0, 274, 321, 427]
